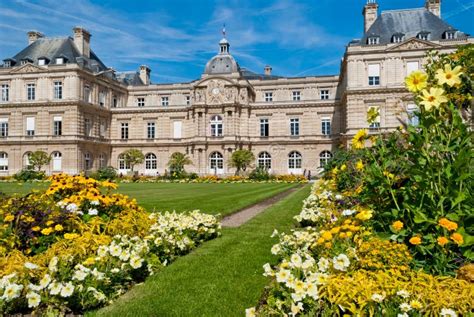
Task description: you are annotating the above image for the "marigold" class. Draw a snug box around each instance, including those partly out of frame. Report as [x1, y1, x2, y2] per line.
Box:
[437, 236, 449, 246]
[419, 87, 448, 111]
[435, 64, 463, 87]
[41, 227, 54, 236]
[356, 208, 373, 221]
[438, 218, 458, 231]
[409, 236, 422, 245]
[450, 233, 463, 245]
[405, 71, 428, 92]
[355, 160, 364, 171]
[54, 224, 64, 231]
[321, 231, 333, 241]
[31, 226, 41, 232]
[3, 214, 15, 222]
[63, 233, 79, 240]
[392, 220, 404, 232]
[352, 129, 368, 150]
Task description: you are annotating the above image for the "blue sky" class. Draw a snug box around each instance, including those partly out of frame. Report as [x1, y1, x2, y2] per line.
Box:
[0, 0, 473, 83]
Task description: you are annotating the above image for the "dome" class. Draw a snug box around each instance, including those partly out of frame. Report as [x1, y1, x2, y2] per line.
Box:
[203, 37, 240, 75]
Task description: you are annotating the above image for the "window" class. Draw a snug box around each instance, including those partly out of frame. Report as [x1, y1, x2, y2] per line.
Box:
[288, 151, 302, 170]
[292, 91, 301, 101]
[444, 31, 456, 40]
[137, 97, 145, 107]
[321, 118, 331, 136]
[161, 96, 169, 106]
[38, 58, 47, 66]
[56, 57, 64, 65]
[407, 104, 419, 126]
[210, 115, 223, 137]
[417, 32, 430, 41]
[319, 151, 333, 168]
[54, 81, 62, 99]
[147, 122, 155, 139]
[1, 84, 9, 102]
[84, 118, 91, 136]
[99, 153, 106, 168]
[264, 92, 273, 102]
[27, 83, 35, 100]
[84, 153, 92, 170]
[26, 117, 35, 136]
[368, 37, 379, 45]
[121, 122, 129, 139]
[209, 152, 224, 173]
[257, 152, 271, 170]
[173, 121, 182, 139]
[23, 152, 32, 169]
[4, 61, 11, 67]
[368, 106, 381, 129]
[320, 90, 329, 100]
[0, 118, 8, 137]
[186, 95, 191, 105]
[84, 85, 91, 103]
[0, 152, 8, 171]
[118, 154, 130, 170]
[406, 61, 419, 76]
[260, 118, 269, 137]
[99, 91, 105, 107]
[368, 64, 380, 86]
[53, 116, 62, 136]
[52, 152, 62, 171]
[145, 153, 157, 170]
[290, 118, 300, 136]
[392, 34, 404, 43]
[112, 95, 118, 108]
[99, 120, 106, 138]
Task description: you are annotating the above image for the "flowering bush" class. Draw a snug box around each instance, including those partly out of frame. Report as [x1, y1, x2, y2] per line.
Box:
[0, 174, 220, 316]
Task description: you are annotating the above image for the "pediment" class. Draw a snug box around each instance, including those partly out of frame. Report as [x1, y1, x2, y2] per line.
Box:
[9, 63, 47, 74]
[386, 38, 440, 52]
[194, 76, 236, 88]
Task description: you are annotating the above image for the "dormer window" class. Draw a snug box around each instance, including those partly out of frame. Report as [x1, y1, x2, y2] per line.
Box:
[392, 33, 404, 43]
[417, 32, 430, 41]
[444, 30, 456, 40]
[367, 36, 379, 45]
[3, 59, 15, 68]
[21, 57, 33, 65]
[56, 57, 64, 65]
[38, 58, 49, 66]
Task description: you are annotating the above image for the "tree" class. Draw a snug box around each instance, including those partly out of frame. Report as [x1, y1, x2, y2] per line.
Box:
[122, 149, 144, 173]
[167, 152, 192, 176]
[28, 151, 51, 172]
[229, 149, 255, 175]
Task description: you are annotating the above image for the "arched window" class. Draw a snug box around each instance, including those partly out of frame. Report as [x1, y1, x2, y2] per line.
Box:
[118, 153, 130, 171]
[257, 152, 272, 170]
[0, 152, 8, 171]
[84, 152, 92, 170]
[319, 151, 333, 168]
[52, 151, 62, 171]
[145, 153, 157, 170]
[99, 153, 106, 168]
[288, 151, 302, 173]
[23, 152, 32, 169]
[209, 151, 224, 174]
[210, 115, 223, 137]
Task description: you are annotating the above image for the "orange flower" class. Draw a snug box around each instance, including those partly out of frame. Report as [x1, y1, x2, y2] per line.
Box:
[438, 218, 458, 231]
[450, 233, 464, 245]
[409, 236, 422, 245]
[392, 221, 404, 232]
[437, 236, 449, 246]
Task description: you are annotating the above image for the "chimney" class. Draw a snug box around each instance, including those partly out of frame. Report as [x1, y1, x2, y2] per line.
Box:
[425, 0, 441, 17]
[363, 0, 379, 33]
[139, 65, 151, 85]
[264, 65, 272, 76]
[73, 27, 91, 58]
[27, 31, 44, 45]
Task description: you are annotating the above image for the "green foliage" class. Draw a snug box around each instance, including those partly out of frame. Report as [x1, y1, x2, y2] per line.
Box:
[167, 152, 192, 178]
[90, 166, 118, 181]
[13, 169, 46, 181]
[229, 150, 255, 175]
[249, 167, 271, 181]
[28, 151, 51, 172]
[122, 149, 145, 172]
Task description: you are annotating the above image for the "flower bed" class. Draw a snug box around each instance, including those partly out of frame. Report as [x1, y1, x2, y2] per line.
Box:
[0, 174, 220, 315]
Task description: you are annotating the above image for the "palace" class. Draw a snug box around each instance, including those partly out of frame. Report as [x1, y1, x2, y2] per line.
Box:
[0, 0, 471, 176]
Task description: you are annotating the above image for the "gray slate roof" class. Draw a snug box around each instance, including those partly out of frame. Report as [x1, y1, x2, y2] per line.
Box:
[359, 8, 469, 45]
[240, 68, 282, 80]
[115, 72, 144, 86]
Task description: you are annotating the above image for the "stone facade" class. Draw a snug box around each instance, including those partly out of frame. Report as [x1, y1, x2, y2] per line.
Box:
[0, 0, 472, 176]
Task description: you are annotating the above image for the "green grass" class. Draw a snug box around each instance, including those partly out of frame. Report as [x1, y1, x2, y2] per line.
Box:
[91, 185, 310, 317]
[0, 182, 48, 195]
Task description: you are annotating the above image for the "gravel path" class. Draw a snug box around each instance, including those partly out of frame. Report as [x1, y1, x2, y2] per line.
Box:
[221, 185, 303, 227]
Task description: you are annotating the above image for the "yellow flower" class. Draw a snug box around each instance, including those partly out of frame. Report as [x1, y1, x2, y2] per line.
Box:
[46, 220, 54, 226]
[340, 164, 347, 172]
[321, 231, 333, 241]
[4, 214, 15, 222]
[450, 233, 463, 245]
[41, 227, 54, 236]
[54, 224, 64, 231]
[32, 226, 41, 232]
[352, 129, 368, 150]
[83, 257, 95, 266]
[355, 160, 364, 171]
[419, 87, 448, 111]
[356, 208, 373, 221]
[409, 236, 422, 245]
[437, 236, 449, 246]
[435, 64, 463, 87]
[410, 300, 423, 310]
[438, 218, 458, 231]
[64, 233, 79, 240]
[392, 221, 403, 232]
[405, 71, 428, 92]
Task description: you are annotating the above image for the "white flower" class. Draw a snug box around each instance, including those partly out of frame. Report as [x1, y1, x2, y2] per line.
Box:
[440, 308, 457, 317]
[24, 262, 39, 270]
[97, 245, 108, 257]
[26, 291, 41, 308]
[90, 200, 100, 206]
[119, 249, 131, 261]
[66, 203, 78, 212]
[397, 314, 409, 317]
[332, 254, 350, 271]
[72, 270, 88, 281]
[48, 257, 58, 272]
[109, 244, 122, 257]
[271, 229, 279, 238]
[48, 282, 62, 295]
[245, 307, 256, 317]
[306, 282, 319, 300]
[88, 208, 99, 216]
[60, 282, 74, 297]
[291, 301, 304, 316]
[28, 283, 42, 292]
[271, 244, 281, 255]
[263, 263, 273, 276]
[317, 257, 330, 272]
[371, 293, 385, 302]
[335, 194, 343, 200]
[2, 283, 23, 301]
[39, 274, 51, 289]
[56, 201, 66, 207]
[276, 269, 291, 283]
[91, 268, 105, 280]
[396, 289, 410, 299]
[130, 255, 143, 269]
[400, 303, 412, 313]
[290, 253, 302, 268]
[111, 268, 120, 274]
[342, 209, 356, 216]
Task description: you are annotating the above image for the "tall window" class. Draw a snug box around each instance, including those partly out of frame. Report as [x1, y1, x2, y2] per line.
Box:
[99, 91, 105, 107]
[112, 95, 118, 108]
[0, 152, 8, 171]
[257, 152, 271, 170]
[1, 84, 9, 102]
[288, 151, 302, 170]
[173, 121, 182, 139]
[99, 120, 106, 138]
[210, 115, 223, 137]
[54, 81, 62, 99]
[290, 118, 300, 136]
[368, 106, 381, 129]
[27, 83, 36, 100]
[368, 64, 380, 86]
[161, 96, 169, 106]
[417, 32, 430, 41]
[320, 90, 329, 100]
[186, 95, 191, 105]
[53, 116, 62, 136]
[118, 154, 130, 170]
[209, 152, 224, 173]
[0, 119, 8, 137]
[368, 37, 379, 45]
[147, 122, 155, 139]
[260, 118, 269, 137]
[292, 91, 301, 101]
[321, 118, 331, 136]
[406, 61, 419, 76]
[23, 152, 32, 169]
[84, 118, 91, 136]
[137, 97, 145, 107]
[84, 153, 92, 170]
[121, 122, 129, 139]
[319, 151, 333, 168]
[264, 92, 273, 102]
[99, 153, 106, 168]
[84, 85, 91, 103]
[407, 104, 419, 126]
[52, 152, 62, 171]
[26, 117, 35, 136]
[145, 153, 157, 170]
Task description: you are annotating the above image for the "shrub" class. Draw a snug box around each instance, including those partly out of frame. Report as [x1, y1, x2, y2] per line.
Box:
[13, 169, 46, 182]
[90, 166, 117, 181]
[248, 167, 271, 181]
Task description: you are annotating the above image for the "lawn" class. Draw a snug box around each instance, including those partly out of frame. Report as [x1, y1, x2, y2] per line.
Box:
[91, 185, 311, 317]
[0, 182, 296, 216]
